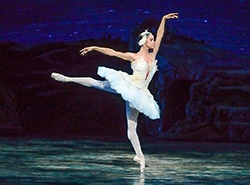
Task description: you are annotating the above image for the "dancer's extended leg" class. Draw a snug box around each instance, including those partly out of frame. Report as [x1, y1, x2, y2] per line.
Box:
[126, 102, 145, 172]
[51, 72, 116, 93]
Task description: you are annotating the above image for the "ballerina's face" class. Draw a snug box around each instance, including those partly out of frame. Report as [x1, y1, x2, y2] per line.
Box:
[145, 34, 155, 49]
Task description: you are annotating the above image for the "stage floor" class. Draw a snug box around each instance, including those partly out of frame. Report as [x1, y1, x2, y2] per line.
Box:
[1, 137, 250, 184]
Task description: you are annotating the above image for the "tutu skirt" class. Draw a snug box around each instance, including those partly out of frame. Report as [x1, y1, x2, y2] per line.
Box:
[97, 66, 160, 119]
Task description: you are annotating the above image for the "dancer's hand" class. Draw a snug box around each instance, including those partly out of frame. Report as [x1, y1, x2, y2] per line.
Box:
[80, 46, 94, 56]
[163, 13, 178, 20]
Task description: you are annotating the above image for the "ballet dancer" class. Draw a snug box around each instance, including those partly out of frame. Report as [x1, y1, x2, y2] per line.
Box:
[51, 13, 178, 172]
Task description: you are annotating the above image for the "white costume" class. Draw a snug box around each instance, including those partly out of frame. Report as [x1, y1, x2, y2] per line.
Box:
[97, 57, 160, 119]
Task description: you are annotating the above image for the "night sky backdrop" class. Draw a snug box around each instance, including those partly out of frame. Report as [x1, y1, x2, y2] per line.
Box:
[1, 0, 249, 55]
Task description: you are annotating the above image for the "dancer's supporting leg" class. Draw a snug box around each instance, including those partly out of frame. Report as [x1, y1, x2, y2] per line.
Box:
[126, 102, 145, 172]
[51, 72, 116, 93]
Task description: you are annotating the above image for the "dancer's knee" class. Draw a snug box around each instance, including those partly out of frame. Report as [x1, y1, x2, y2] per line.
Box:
[127, 130, 133, 140]
[127, 127, 137, 141]
[93, 80, 116, 93]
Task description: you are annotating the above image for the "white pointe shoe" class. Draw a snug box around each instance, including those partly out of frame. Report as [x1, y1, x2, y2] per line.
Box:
[133, 155, 145, 173]
[51, 72, 69, 82]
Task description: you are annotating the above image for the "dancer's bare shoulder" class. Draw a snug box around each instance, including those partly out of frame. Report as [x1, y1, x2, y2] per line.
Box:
[133, 53, 155, 64]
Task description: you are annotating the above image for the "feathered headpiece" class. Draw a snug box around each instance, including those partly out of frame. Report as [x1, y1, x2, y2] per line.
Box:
[138, 29, 151, 46]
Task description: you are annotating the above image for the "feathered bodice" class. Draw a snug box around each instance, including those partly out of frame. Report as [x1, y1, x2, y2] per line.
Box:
[129, 57, 158, 89]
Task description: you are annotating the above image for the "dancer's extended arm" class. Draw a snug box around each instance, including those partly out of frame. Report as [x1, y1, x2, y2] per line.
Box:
[152, 13, 178, 57]
[80, 46, 135, 62]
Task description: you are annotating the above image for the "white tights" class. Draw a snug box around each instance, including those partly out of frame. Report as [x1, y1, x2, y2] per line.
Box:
[126, 102, 143, 157]
[51, 72, 144, 156]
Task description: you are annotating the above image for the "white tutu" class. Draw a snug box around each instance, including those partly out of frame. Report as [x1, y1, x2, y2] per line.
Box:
[97, 62, 160, 119]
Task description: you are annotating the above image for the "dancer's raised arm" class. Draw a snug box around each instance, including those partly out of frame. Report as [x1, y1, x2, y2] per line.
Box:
[80, 46, 135, 62]
[152, 13, 178, 57]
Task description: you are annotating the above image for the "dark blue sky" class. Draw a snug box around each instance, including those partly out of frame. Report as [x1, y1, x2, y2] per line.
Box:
[1, 0, 249, 55]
